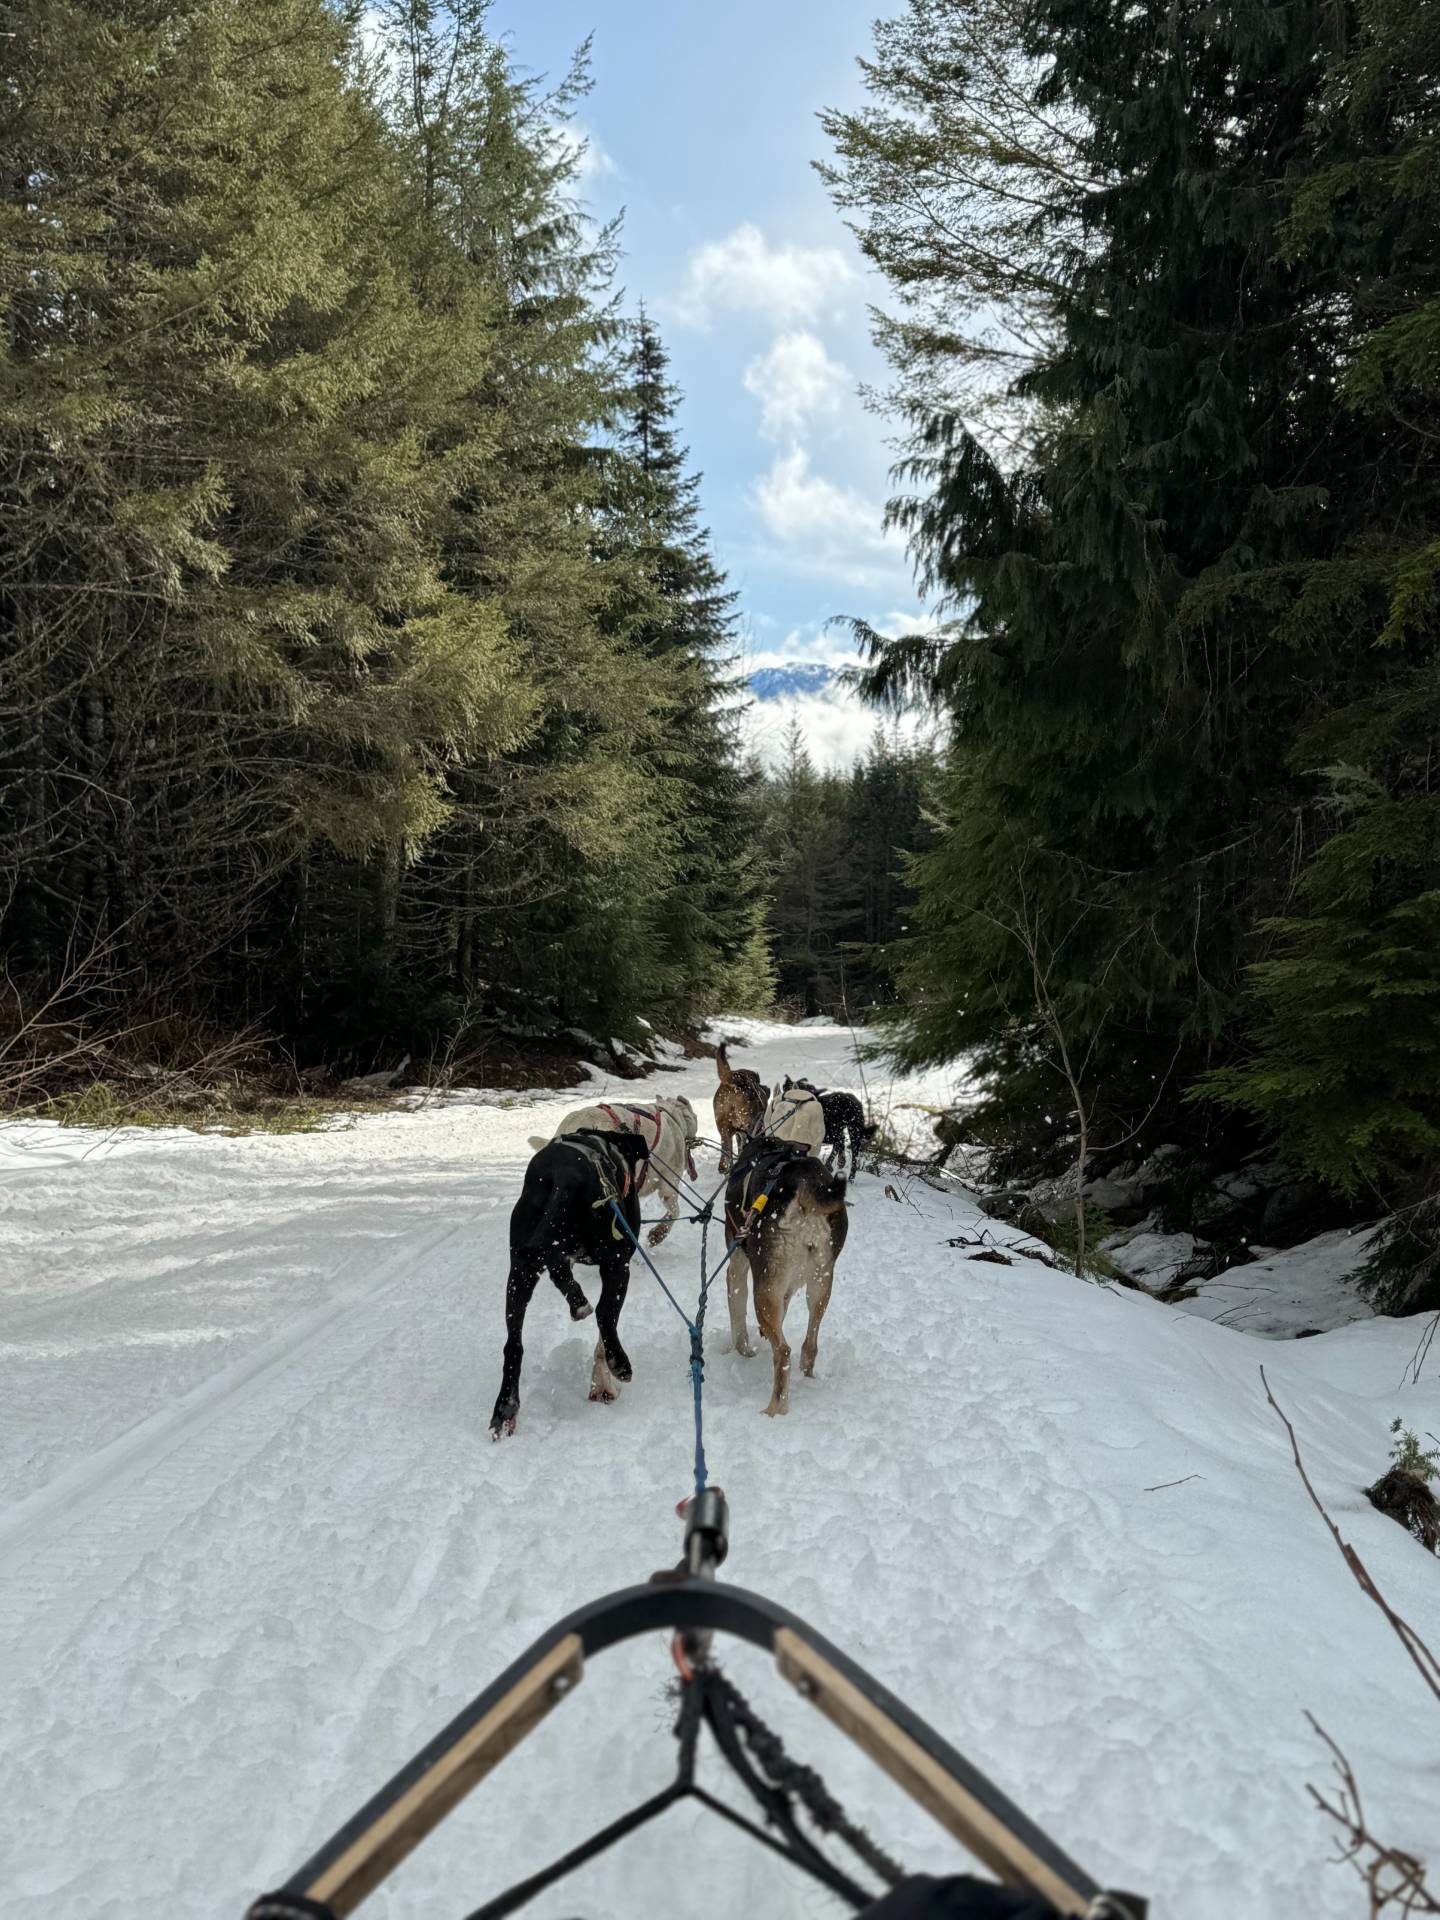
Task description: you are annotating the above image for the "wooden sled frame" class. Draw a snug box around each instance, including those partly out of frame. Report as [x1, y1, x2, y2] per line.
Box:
[250, 1577, 1121, 1920]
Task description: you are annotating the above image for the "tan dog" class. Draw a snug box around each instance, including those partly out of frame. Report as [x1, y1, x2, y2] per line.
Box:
[723, 1147, 848, 1417]
[529, 1096, 698, 1246]
[713, 1042, 769, 1171]
[761, 1077, 826, 1156]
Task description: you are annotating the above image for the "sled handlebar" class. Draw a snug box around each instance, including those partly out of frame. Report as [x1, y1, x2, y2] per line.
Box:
[247, 1576, 1127, 1920]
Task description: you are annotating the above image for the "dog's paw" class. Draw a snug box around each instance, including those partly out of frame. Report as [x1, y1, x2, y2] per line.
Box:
[569, 1298, 593, 1321]
[490, 1407, 518, 1440]
[761, 1402, 788, 1418]
[588, 1385, 618, 1404]
[646, 1223, 671, 1248]
[735, 1336, 758, 1359]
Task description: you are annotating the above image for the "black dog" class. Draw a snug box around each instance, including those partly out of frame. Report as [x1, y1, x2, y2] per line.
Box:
[795, 1080, 875, 1179]
[490, 1129, 652, 1440]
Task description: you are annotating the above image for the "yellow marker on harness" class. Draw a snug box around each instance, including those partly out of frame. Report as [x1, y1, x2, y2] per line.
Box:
[751, 1193, 768, 1214]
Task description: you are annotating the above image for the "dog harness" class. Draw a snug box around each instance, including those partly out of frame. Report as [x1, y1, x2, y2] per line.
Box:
[599, 1101, 663, 1150]
[599, 1101, 698, 1182]
[727, 1139, 813, 1235]
[556, 1128, 638, 1237]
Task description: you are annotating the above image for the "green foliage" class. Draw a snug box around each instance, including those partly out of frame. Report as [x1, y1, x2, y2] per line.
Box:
[1359, 1178, 1440, 1315]
[1387, 1419, 1440, 1485]
[824, 0, 1440, 1242]
[1200, 761, 1440, 1195]
[0, 0, 758, 1059]
[757, 719, 936, 1016]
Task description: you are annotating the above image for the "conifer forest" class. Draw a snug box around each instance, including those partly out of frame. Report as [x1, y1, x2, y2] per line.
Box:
[3, 0, 1439, 1283]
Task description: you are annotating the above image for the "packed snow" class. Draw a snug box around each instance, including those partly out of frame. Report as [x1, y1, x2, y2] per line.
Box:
[1, 1019, 1435, 1919]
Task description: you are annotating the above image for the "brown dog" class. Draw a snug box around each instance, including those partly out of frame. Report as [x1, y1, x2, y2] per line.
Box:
[723, 1146, 848, 1417]
[713, 1042, 769, 1172]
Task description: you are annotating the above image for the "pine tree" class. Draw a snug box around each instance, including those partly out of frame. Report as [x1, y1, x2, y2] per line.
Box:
[824, 0, 1365, 1168]
[0, 0, 765, 1065]
[0, 0, 530, 1022]
[335, 2, 668, 1046]
[600, 313, 769, 1019]
[1196, 0, 1440, 1297]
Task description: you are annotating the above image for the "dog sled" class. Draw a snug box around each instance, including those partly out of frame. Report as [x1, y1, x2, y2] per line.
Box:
[244, 1491, 1145, 1920]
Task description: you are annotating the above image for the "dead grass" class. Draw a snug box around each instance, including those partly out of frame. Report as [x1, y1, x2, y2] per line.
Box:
[31, 1081, 370, 1137]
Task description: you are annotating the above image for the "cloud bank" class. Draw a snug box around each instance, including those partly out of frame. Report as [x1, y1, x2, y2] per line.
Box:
[674, 223, 854, 329]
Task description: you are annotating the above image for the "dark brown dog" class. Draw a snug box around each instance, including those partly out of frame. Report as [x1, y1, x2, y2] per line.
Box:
[713, 1041, 769, 1172]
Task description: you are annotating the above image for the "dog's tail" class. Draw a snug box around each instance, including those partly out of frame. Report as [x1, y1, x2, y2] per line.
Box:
[860, 1121, 878, 1139]
[793, 1160, 849, 1216]
[716, 1042, 735, 1085]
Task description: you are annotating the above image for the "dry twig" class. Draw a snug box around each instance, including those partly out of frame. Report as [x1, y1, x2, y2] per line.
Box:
[1261, 1367, 1439, 1914]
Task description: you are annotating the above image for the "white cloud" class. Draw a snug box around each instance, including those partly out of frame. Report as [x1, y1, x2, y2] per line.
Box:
[872, 607, 946, 640]
[739, 686, 933, 772]
[743, 331, 850, 440]
[674, 223, 854, 329]
[751, 445, 890, 552]
[552, 120, 621, 185]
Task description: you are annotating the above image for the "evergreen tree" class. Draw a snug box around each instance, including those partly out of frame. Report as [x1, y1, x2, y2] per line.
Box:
[0, 0, 530, 1022]
[755, 721, 933, 1015]
[0, 0, 764, 1063]
[600, 313, 769, 1018]
[824, 0, 1373, 1170]
[1197, 0, 1440, 1298]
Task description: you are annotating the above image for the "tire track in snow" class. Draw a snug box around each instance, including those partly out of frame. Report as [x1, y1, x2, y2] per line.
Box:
[0, 1205, 497, 1661]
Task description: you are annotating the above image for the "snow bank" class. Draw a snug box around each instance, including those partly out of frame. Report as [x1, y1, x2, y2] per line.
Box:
[0, 1020, 1434, 1919]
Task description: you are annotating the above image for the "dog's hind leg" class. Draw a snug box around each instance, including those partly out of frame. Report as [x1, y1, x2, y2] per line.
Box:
[594, 1248, 633, 1389]
[754, 1281, 792, 1417]
[490, 1251, 543, 1439]
[725, 1245, 757, 1358]
[590, 1339, 620, 1403]
[800, 1264, 834, 1380]
[546, 1254, 591, 1321]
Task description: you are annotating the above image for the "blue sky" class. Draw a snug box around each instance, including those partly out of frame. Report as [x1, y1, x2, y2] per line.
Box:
[490, 0, 936, 766]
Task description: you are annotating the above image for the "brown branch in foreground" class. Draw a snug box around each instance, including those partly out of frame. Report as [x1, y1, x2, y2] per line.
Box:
[1409, 1314, 1440, 1388]
[1305, 1715, 1440, 1917]
[1262, 1368, 1439, 1915]
[1260, 1366, 1440, 1707]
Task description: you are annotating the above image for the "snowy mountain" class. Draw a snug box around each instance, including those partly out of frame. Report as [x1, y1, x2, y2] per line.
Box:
[747, 662, 838, 702]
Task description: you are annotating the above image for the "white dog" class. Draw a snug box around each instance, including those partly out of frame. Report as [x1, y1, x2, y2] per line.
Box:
[529, 1095, 699, 1247]
[760, 1078, 826, 1156]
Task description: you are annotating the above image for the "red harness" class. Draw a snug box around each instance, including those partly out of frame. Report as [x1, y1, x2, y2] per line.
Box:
[600, 1102, 662, 1150]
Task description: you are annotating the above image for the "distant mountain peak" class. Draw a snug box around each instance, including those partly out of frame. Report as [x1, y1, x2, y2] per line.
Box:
[748, 663, 838, 702]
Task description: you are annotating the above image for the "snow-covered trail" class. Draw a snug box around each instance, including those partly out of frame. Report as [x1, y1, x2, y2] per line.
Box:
[1, 1021, 1435, 1920]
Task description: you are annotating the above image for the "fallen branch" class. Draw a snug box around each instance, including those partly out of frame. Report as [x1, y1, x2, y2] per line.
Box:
[1305, 1715, 1439, 1916]
[1407, 1314, 1439, 1388]
[1142, 1474, 1203, 1493]
[1261, 1367, 1440, 1708]
[1262, 1367, 1438, 1914]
